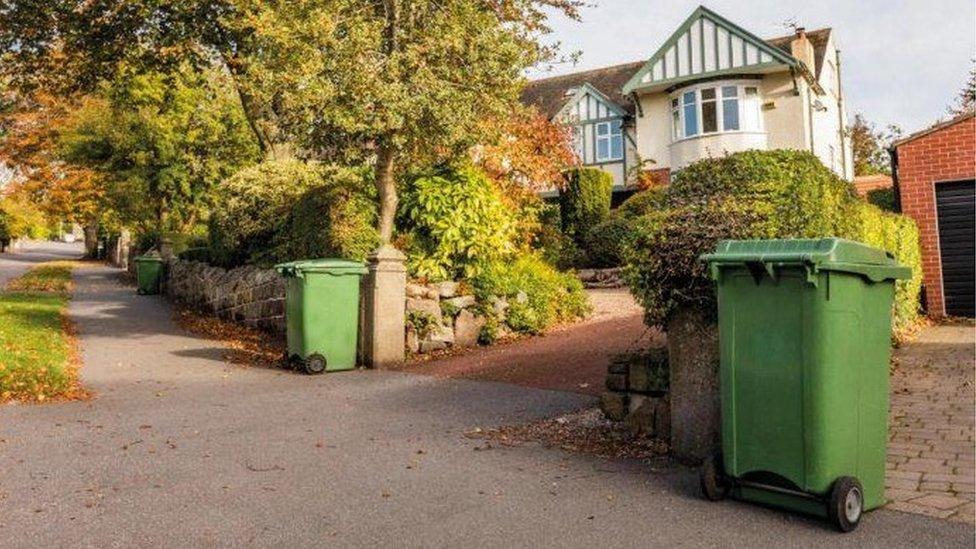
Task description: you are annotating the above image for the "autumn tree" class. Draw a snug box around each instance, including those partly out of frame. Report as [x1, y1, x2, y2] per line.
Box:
[847, 113, 902, 177]
[0, 90, 105, 255]
[242, 0, 583, 243]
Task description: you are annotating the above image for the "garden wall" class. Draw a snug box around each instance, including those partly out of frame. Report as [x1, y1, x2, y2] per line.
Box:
[165, 259, 287, 333]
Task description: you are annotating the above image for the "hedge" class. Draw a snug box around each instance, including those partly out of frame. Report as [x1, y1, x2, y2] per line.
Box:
[559, 168, 612, 242]
[625, 150, 922, 333]
[209, 159, 323, 267]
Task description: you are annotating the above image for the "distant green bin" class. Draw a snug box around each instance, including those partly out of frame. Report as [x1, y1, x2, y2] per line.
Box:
[274, 259, 367, 375]
[134, 255, 165, 295]
[700, 238, 911, 532]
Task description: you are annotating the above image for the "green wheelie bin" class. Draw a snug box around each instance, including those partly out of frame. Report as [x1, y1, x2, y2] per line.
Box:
[274, 259, 367, 375]
[134, 254, 165, 295]
[699, 238, 911, 532]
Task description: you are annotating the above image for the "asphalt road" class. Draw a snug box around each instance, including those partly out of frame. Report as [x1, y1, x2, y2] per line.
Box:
[0, 260, 972, 548]
[0, 240, 84, 287]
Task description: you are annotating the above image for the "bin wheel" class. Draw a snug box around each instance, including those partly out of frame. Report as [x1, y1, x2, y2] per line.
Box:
[699, 452, 729, 501]
[303, 354, 327, 375]
[827, 476, 863, 533]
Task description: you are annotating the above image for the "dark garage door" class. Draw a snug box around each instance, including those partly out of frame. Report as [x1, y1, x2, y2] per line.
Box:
[936, 180, 975, 317]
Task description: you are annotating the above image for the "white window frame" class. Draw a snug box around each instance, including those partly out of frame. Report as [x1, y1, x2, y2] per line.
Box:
[595, 120, 623, 162]
[669, 80, 764, 142]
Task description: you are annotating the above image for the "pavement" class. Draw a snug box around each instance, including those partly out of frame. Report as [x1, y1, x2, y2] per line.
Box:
[0, 255, 973, 547]
[886, 323, 976, 522]
[0, 241, 84, 287]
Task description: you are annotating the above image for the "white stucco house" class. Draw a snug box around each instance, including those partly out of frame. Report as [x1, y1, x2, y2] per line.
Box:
[521, 6, 854, 199]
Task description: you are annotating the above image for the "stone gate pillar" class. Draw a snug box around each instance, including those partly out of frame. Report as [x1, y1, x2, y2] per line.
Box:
[361, 245, 407, 368]
[667, 305, 721, 464]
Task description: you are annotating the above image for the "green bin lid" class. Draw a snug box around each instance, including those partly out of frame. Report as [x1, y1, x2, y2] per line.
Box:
[134, 253, 164, 263]
[701, 238, 911, 282]
[274, 258, 367, 276]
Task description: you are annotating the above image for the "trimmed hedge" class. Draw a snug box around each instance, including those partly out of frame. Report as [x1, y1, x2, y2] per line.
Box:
[273, 165, 379, 262]
[559, 168, 612, 242]
[625, 150, 922, 333]
[209, 159, 322, 267]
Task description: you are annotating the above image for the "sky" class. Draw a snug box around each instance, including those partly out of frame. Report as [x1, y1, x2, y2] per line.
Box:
[530, 0, 976, 134]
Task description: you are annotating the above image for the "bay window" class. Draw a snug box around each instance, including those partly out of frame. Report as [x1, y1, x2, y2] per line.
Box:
[670, 82, 763, 140]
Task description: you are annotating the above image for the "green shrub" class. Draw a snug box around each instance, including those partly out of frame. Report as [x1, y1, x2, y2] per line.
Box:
[615, 186, 668, 218]
[398, 166, 517, 281]
[559, 168, 612, 241]
[209, 159, 322, 267]
[582, 215, 636, 268]
[866, 187, 897, 212]
[625, 150, 922, 331]
[472, 254, 590, 334]
[273, 165, 379, 262]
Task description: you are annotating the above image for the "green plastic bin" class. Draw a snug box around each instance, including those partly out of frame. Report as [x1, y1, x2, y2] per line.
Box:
[275, 259, 367, 375]
[699, 238, 911, 532]
[134, 254, 165, 295]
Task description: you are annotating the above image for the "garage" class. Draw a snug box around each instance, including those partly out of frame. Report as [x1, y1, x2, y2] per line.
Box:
[891, 112, 975, 318]
[936, 180, 975, 317]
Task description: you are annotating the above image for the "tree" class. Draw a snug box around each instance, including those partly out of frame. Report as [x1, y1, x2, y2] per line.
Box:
[0, 90, 105, 255]
[847, 113, 902, 177]
[0, 1, 285, 157]
[241, 0, 583, 243]
[948, 62, 976, 116]
[58, 66, 260, 241]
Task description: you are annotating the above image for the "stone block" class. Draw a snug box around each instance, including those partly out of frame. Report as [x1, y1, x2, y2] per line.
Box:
[454, 309, 486, 348]
[406, 283, 427, 298]
[444, 295, 475, 310]
[600, 392, 628, 422]
[406, 297, 442, 325]
[429, 324, 455, 346]
[419, 338, 448, 353]
[431, 281, 458, 298]
[405, 328, 420, 354]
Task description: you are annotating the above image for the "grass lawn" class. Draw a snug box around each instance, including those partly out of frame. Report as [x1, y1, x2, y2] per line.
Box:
[0, 261, 83, 402]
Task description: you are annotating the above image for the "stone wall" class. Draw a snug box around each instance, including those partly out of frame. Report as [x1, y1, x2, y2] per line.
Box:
[577, 267, 626, 289]
[405, 281, 497, 354]
[165, 259, 287, 333]
[599, 348, 670, 439]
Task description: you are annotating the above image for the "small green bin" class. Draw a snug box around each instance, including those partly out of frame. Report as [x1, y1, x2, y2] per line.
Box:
[700, 238, 911, 532]
[274, 259, 367, 375]
[134, 254, 165, 295]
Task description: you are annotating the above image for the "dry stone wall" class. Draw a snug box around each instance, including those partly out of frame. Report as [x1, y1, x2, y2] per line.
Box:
[165, 259, 287, 333]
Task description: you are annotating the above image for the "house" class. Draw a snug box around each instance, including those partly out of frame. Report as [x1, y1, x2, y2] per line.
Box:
[891, 111, 975, 318]
[853, 174, 893, 197]
[521, 6, 854, 196]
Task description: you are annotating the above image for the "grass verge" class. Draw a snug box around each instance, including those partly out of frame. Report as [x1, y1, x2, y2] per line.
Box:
[0, 261, 86, 402]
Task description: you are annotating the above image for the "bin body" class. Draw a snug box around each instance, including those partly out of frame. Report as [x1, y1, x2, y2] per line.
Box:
[276, 259, 367, 372]
[704, 239, 910, 515]
[134, 256, 165, 295]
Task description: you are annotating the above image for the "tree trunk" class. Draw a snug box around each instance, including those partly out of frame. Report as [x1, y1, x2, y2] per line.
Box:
[83, 220, 99, 259]
[374, 141, 398, 244]
[220, 54, 273, 158]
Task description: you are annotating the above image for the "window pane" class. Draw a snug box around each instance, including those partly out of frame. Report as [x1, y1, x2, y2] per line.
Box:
[722, 86, 738, 98]
[611, 134, 623, 159]
[671, 98, 679, 108]
[611, 119, 622, 135]
[684, 102, 698, 136]
[596, 123, 609, 136]
[702, 100, 717, 133]
[597, 139, 609, 160]
[672, 108, 681, 139]
[723, 99, 740, 130]
[683, 91, 695, 105]
[701, 87, 716, 100]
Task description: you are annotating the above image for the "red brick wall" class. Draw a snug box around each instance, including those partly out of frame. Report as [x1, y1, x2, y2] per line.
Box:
[895, 115, 976, 317]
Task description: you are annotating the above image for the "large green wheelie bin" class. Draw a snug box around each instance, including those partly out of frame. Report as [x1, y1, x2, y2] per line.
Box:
[274, 259, 367, 375]
[699, 238, 911, 532]
[134, 254, 165, 295]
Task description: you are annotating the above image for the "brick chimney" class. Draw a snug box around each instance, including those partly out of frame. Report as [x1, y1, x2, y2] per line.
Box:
[790, 27, 816, 73]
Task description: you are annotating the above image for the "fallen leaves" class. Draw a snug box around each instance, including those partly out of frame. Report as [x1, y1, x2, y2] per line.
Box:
[173, 308, 285, 369]
[467, 407, 668, 461]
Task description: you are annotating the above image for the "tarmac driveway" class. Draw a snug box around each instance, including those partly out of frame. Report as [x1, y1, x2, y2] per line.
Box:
[0, 262, 972, 547]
